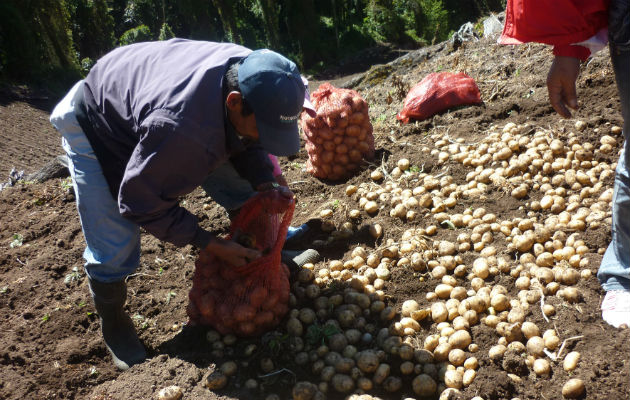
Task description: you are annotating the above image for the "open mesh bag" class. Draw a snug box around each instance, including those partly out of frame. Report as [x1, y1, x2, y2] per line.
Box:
[187, 190, 294, 336]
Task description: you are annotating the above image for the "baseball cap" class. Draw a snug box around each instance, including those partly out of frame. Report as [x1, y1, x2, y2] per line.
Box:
[239, 49, 315, 157]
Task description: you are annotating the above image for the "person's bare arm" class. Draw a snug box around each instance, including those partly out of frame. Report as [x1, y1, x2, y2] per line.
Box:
[546, 56, 581, 118]
[206, 236, 261, 266]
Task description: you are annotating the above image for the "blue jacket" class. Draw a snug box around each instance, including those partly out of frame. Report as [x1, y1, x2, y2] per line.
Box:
[79, 39, 274, 246]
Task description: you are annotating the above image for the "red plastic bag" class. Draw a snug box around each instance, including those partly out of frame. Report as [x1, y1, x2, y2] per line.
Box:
[300, 82, 374, 180]
[187, 191, 294, 336]
[396, 72, 482, 123]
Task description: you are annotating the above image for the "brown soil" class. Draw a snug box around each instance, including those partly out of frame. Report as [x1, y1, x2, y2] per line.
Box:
[1, 34, 628, 400]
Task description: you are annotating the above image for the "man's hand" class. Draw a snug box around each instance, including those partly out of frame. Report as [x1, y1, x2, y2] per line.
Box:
[546, 56, 581, 118]
[275, 174, 289, 188]
[256, 181, 294, 200]
[207, 236, 260, 267]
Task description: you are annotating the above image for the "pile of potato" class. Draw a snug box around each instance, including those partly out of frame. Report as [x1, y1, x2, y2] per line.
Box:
[301, 83, 374, 180]
[194, 120, 619, 399]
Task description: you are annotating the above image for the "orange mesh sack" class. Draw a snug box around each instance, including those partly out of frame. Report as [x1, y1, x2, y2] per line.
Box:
[300, 82, 374, 180]
[396, 72, 482, 123]
[187, 191, 294, 336]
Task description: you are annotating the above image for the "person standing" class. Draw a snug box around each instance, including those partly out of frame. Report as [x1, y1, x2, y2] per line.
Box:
[500, 0, 630, 327]
[50, 39, 316, 369]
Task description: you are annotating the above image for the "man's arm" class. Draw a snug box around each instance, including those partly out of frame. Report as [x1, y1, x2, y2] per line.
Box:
[191, 228, 260, 266]
[546, 56, 581, 118]
[119, 115, 261, 266]
[231, 145, 294, 199]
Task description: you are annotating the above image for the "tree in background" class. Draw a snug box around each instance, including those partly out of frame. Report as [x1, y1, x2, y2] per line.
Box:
[119, 24, 152, 45]
[256, 0, 281, 50]
[211, 0, 240, 43]
[68, 0, 116, 63]
[363, 0, 408, 44]
[414, 0, 450, 44]
[0, 0, 504, 85]
[158, 22, 175, 40]
[0, 0, 80, 83]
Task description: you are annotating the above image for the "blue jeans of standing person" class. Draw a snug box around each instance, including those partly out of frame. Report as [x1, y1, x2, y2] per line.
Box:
[50, 81, 257, 283]
[597, 38, 630, 291]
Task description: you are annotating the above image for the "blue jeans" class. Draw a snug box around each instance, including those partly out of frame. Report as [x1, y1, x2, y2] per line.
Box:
[598, 41, 630, 291]
[50, 81, 256, 282]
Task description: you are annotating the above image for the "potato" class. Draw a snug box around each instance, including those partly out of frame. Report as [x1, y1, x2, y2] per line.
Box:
[401, 299, 420, 317]
[327, 333, 348, 352]
[364, 201, 379, 214]
[448, 330, 472, 349]
[448, 348, 467, 366]
[444, 370, 463, 389]
[431, 302, 448, 323]
[464, 357, 479, 370]
[205, 371, 228, 390]
[400, 361, 415, 375]
[244, 379, 258, 390]
[434, 343, 452, 362]
[526, 336, 545, 356]
[157, 385, 183, 400]
[287, 318, 303, 336]
[220, 360, 238, 376]
[489, 344, 507, 362]
[292, 381, 319, 400]
[562, 378, 585, 398]
[398, 319, 419, 336]
[544, 334, 561, 351]
[234, 304, 256, 322]
[439, 388, 462, 399]
[334, 357, 355, 374]
[412, 374, 437, 397]
[463, 369, 477, 387]
[373, 363, 391, 384]
[383, 376, 403, 392]
[533, 358, 551, 375]
[357, 350, 379, 373]
[331, 374, 355, 393]
[521, 321, 540, 339]
[563, 351, 581, 372]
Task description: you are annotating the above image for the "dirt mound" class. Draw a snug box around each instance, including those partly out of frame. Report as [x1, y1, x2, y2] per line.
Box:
[0, 32, 628, 400]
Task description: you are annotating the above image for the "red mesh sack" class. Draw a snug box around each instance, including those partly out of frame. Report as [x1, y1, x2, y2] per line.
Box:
[187, 191, 294, 336]
[396, 72, 482, 123]
[300, 82, 374, 180]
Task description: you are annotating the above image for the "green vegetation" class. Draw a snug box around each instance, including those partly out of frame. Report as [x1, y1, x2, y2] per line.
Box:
[60, 177, 73, 192]
[64, 266, 82, 285]
[9, 233, 23, 248]
[0, 1, 504, 88]
[165, 290, 176, 304]
[305, 321, 339, 345]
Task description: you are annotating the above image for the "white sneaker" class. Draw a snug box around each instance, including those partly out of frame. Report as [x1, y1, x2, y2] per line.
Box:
[601, 290, 630, 328]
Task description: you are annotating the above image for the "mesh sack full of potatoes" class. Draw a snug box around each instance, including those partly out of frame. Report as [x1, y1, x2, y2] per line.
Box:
[301, 82, 374, 180]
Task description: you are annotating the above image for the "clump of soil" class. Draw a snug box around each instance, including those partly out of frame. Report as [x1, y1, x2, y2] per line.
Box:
[0, 30, 628, 400]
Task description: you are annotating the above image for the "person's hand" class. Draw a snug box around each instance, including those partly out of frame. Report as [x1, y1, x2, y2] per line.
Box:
[256, 181, 294, 200]
[546, 56, 581, 118]
[206, 236, 260, 267]
[275, 174, 289, 188]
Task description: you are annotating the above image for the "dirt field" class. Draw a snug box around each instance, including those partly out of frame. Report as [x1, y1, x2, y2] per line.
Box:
[1, 31, 628, 400]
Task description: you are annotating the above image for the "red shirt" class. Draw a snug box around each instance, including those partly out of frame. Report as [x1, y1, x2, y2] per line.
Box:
[499, 0, 609, 60]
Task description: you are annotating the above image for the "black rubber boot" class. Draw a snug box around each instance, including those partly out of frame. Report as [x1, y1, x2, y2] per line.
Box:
[281, 249, 321, 280]
[88, 279, 146, 370]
